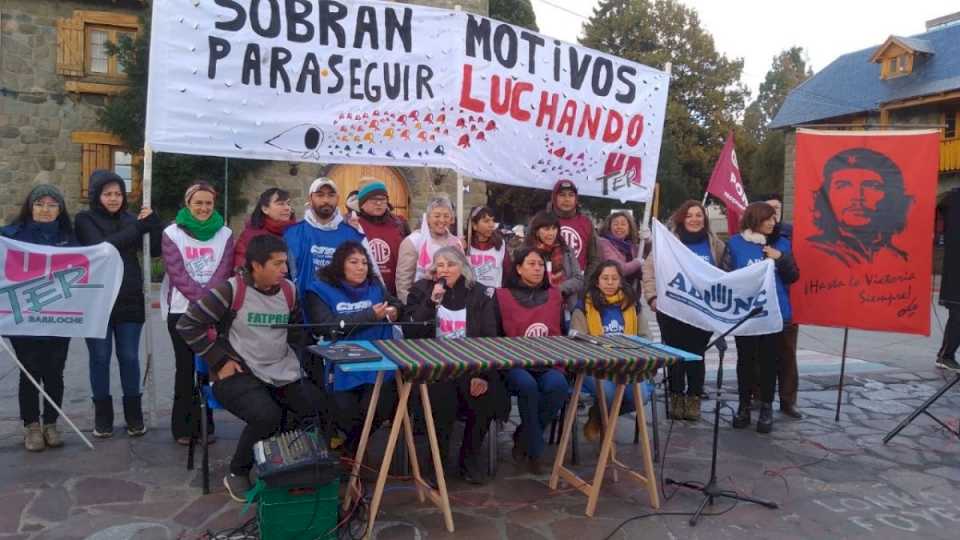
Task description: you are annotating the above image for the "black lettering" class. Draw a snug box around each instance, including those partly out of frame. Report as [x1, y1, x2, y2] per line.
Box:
[493, 24, 518, 68]
[285, 0, 313, 42]
[241, 43, 262, 86]
[207, 36, 231, 79]
[591, 57, 614, 96]
[569, 48, 592, 90]
[328, 55, 344, 93]
[465, 15, 491, 60]
[297, 53, 321, 93]
[519, 31, 544, 74]
[214, 0, 246, 31]
[364, 61, 381, 101]
[318, 0, 347, 47]
[249, 0, 281, 38]
[270, 47, 292, 91]
[384, 7, 413, 52]
[349, 58, 363, 99]
[615, 65, 637, 104]
[416, 65, 434, 99]
[383, 62, 402, 99]
[354, 6, 379, 49]
[553, 41, 561, 82]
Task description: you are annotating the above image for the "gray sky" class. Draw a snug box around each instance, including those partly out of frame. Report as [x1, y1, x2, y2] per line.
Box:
[530, 0, 960, 99]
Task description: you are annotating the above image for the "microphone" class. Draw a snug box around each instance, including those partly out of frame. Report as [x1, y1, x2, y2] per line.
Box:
[568, 329, 603, 347]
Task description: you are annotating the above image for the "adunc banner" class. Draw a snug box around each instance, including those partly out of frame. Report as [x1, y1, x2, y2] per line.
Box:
[145, 0, 669, 202]
[653, 221, 782, 336]
[0, 237, 123, 338]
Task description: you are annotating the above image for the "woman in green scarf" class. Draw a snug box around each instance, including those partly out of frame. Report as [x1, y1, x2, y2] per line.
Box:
[161, 182, 235, 445]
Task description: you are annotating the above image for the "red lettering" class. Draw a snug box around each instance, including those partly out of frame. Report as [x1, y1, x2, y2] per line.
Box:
[602, 110, 623, 143]
[458, 64, 485, 113]
[626, 113, 644, 146]
[5, 251, 45, 282]
[490, 75, 511, 116]
[509, 82, 533, 122]
[577, 103, 601, 139]
[536, 90, 559, 130]
[556, 99, 578, 136]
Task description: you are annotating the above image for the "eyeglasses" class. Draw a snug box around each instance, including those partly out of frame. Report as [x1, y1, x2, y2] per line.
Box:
[366, 196, 388, 204]
[33, 203, 60, 211]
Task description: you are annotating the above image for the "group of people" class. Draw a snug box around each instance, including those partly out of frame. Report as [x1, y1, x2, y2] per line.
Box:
[3, 172, 804, 504]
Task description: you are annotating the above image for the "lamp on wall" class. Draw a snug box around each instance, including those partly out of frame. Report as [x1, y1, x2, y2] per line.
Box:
[288, 162, 299, 176]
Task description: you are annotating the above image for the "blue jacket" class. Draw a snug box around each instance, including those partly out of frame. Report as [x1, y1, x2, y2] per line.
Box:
[725, 234, 800, 322]
[1, 222, 77, 247]
[284, 220, 366, 298]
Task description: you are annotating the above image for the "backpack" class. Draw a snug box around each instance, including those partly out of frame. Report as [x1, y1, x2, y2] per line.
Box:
[206, 276, 296, 342]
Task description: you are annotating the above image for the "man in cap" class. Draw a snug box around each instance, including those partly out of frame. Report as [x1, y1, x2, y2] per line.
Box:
[284, 177, 380, 297]
[353, 179, 410, 296]
[549, 179, 601, 275]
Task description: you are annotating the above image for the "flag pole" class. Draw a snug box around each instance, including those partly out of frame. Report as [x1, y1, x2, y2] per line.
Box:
[638, 62, 671, 256]
[834, 328, 849, 422]
[1, 339, 94, 450]
[142, 143, 157, 428]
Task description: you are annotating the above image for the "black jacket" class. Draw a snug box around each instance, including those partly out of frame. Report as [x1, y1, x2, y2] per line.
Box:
[402, 276, 501, 339]
[941, 189, 960, 307]
[75, 171, 164, 323]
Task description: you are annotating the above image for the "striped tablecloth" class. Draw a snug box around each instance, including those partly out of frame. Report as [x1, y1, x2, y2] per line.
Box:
[370, 335, 679, 383]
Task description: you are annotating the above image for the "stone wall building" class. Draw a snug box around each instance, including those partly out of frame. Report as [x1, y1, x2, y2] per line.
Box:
[0, 0, 490, 231]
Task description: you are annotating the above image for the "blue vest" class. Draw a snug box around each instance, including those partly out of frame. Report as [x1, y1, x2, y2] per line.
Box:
[726, 234, 792, 322]
[686, 238, 713, 265]
[284, 221, 365, 297]
[307, 278, 394, 390]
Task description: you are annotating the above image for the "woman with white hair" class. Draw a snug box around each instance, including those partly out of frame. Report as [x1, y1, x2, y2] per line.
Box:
[402, 246, 508, 484]
[394, 194, 463, 303]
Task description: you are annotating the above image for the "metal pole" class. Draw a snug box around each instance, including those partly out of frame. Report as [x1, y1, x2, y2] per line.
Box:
[834, 328, 849, 422]
[224, 157, 229, 223]
[141, 143, 157, 428]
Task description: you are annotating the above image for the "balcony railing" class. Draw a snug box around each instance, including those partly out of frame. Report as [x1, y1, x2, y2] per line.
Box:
[942, 138, 960, 172]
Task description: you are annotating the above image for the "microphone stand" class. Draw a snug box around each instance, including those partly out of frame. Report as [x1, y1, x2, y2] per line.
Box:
[664, 307, 779, 526]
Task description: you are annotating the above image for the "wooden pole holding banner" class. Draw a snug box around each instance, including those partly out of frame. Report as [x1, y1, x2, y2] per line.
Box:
[1, 339, 95, 450]
[223, 157, 229, 223]
[142, 143, 158, 428]
[834, 328, 849, 422]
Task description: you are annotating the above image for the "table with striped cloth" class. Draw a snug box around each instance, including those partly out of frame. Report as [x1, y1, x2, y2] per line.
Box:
[370, 335, 679, 383]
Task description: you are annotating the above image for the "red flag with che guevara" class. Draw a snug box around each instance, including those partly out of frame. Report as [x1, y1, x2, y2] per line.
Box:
[790, 129, 938, 335]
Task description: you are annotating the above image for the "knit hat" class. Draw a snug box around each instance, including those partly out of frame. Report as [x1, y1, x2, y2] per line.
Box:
[308, 177, 338, 194]
[27, 184, 66, 210]
[358, 181, 388, 206]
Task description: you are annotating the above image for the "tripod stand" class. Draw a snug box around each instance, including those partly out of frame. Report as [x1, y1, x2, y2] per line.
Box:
[665, 307, 779, 526]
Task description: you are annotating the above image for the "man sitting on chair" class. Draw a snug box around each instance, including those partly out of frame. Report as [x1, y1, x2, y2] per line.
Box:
[177, 234, 333, 502]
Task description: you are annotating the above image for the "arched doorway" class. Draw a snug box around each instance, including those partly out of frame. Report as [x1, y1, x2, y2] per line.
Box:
[326, 165, 410, 218]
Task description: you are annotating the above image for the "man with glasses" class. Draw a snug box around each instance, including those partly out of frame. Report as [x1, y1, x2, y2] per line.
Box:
[353, 179, 409, 295]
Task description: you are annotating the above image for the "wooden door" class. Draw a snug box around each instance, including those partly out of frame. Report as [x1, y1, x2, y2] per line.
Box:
[326, 165, 410, 219]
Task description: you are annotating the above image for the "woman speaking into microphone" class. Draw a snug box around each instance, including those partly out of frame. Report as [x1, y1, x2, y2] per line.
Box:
[403, 247, 508, 484]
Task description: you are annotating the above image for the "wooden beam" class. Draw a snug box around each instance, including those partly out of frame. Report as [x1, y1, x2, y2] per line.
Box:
[75, 11, 140, 29]
[71, 131, 123, 145]
[883, 90, 960, 110]
[65, 80, 128, 96]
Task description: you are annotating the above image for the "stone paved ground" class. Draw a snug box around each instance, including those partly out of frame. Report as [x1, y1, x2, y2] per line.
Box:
[0, 297, 958, 539]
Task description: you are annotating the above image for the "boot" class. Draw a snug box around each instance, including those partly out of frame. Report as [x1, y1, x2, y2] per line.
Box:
[42, 423, 64, 448]
[669, 394, 686, 420]
[123, 395, 147, 437]
[732, 401, 751, 429]
[93, 398, 114, 438]
[24, 423, 45, 452]
[757, 402, 773, 434]
[684, 395, 701, 421]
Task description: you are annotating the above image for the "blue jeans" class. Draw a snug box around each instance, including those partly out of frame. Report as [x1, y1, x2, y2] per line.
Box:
[506, 368, 569, 459]
[85, 322, 143, 400]
[582, 378, 653, 415]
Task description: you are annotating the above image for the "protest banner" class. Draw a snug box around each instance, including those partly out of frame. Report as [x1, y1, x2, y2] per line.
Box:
[705, 132, 748, 235]
[653, 220, 782, 336]
[790, 129, 938, 336]
[0, 237, 123, 338]
[145, 0, 669, 201]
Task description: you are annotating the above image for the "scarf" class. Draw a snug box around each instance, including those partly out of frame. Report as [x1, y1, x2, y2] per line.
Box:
[535, 240, 565, 278]
[175, 207, 224, 241]
[585, 292, 638, 336]
[603, 234, 634, 261]
[678, 227, 707, 245]
[263, 216, 293, 236]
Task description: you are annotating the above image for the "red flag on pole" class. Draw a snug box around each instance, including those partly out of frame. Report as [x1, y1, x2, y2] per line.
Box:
[705, 132, 749, 235]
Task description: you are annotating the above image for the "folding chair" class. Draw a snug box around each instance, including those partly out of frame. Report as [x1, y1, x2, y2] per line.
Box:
[186, 355, 221, 495]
